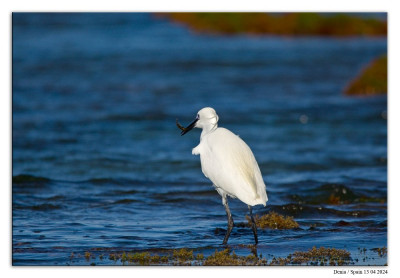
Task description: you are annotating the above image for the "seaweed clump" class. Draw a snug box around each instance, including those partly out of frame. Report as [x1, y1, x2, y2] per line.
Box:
[83, 246, 354, 266]
[109, 251, 168, 265]
[371, 247, 387, 257]
[247, 212, 299, 229]
[172, 248, 194, 266]
[108, 249, 195, 266]
[345, 55, 387, 96]
[204, 249, 267, 266]
[288, 246, 351, 266]
[104, 248, 267, 266]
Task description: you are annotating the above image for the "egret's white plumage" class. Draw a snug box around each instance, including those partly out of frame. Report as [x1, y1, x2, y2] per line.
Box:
[193, 127, 267, 206]
[179, 107, 268, 244]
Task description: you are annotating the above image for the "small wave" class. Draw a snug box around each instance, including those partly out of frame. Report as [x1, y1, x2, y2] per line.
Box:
[16, 203, 63, 211]
[288, 183, 386, 205]
[113, 199, 138, 204]
[45, 195, 65, 201]
[82, 177, 145, 186]
[106, 189, 139, 196]
[332, 220, 387, 229]
[67, 222, 86, 226]
[13, 174, 50, 184]
[269, 203, 379, 218]
[160, 197, 188, 204]
[13, 175, 53, 192]
[101, 112, 168, 123]
[84, 177, 120, 184]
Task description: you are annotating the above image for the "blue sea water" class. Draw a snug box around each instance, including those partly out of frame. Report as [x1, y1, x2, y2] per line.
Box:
[12, 13, 387, 265]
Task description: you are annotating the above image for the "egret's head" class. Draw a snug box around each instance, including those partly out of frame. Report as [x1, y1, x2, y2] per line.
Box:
[179, 107, 219, 136]
[196, 107, 219, 129]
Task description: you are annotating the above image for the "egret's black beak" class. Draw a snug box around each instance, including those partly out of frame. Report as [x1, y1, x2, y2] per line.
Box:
[176, 117, 198, 136]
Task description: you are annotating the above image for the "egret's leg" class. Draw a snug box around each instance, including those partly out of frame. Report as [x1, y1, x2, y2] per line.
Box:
[222, 195, 234, 245]
[248, 205, 258, 245]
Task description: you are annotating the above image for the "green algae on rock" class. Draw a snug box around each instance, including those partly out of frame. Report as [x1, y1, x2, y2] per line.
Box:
[345, 55, 387, 96]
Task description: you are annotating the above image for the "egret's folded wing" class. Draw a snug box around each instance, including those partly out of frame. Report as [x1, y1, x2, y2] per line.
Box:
[200, 128, 262, 204]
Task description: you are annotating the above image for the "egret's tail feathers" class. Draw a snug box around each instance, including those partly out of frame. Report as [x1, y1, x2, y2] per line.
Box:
[248, 197, 267, 207]
[254, 172, 268, 206]
[235, 177, 267, 207]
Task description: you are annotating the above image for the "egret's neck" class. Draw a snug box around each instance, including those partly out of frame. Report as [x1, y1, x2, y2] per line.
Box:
[200, 123, 218, 139]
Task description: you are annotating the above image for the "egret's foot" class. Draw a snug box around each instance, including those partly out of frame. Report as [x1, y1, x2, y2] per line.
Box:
[250, 245, 258, 257]
[248, 205, 258, 245]
[251, 225, 258, 245]
[222, 195, 234, 245]
[222, 218, 234, 245]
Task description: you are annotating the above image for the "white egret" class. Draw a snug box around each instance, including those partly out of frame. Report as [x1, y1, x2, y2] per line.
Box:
[177, 107, 268, 245]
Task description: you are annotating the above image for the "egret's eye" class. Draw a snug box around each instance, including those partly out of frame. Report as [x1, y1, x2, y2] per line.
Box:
[197, 114, 200, 119]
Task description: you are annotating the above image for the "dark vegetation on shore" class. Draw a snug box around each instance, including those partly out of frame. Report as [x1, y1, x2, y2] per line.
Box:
[78, 245, 390, 266]
[162, 13, 387, 37]
[345, 55, 387, 96]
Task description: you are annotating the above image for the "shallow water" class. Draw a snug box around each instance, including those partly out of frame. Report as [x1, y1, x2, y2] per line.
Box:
[12, 13, 387, 265]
